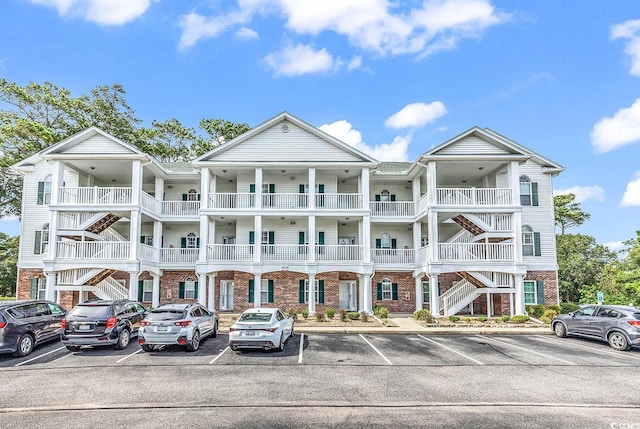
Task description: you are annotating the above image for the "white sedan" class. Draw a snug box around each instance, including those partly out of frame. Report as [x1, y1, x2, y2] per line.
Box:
[228, 308, 294, 352]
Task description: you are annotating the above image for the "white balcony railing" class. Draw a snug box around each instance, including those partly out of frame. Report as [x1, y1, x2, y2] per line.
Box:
[138, 243, 159, 263]
[371, 248, 415, 264]
[370, 201, 415, 217]
[316, 193, 362, 210]
[56, 241, 130, 259]
[208, 193, 255, 209]
[207, 244, 255, 261]
[262, 193, 308, 210]
[474, 213, 512, 231]
[160, 248, 199, 263]
[161, 201, 200, 216]
[315, 245, 363, 261]
[59, 187, 132, 205]
[436, 188, 512, 206]
[58, 212, 99, 229]
[438, 243, 514, 261]
[140, 192, 161, 214]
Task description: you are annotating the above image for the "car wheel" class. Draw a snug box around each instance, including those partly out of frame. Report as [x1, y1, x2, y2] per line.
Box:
[66, 345, 81, 352]
[211, 322, 218, 338]
[141, 344, 154, 352]
[114, 329, 131, 350]
[276, 333, 285, 352]
[13, 333, 35, 357]
[608, 332, 631, 351]
[187, 330, 200, 352]
[553, 322, 567, 338]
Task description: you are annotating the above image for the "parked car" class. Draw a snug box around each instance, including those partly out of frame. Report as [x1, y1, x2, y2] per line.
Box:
[61, 299, 147, 351]
[138, 303, 218, 352]
[0, 300, 67, 357]
[228, 308, 294, 352]
[551, 304, 640, 350]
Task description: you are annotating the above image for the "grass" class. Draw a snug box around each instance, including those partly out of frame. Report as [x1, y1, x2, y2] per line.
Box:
[0, 296, 17, 301]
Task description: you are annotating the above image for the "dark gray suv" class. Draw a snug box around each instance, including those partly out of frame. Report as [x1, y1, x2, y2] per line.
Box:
[0, 300, 67, 357]
[551, 304, 640, 350]
[61, 299, 147, 351]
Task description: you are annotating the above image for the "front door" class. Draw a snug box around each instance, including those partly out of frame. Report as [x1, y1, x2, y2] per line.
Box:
[339, 281, 357, 310]
[220, 280, 234, 311]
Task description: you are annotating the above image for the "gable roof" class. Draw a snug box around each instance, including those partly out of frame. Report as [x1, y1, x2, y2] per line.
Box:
[40, 126, 147, 158]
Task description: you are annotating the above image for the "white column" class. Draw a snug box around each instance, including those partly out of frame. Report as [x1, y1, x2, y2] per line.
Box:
[486, 292, 491, 318]
[154, 176, 164, 200]
[51, 160, 64, 205]
[363, 275, 372, 314]
[129, 272, 139, 301]
[308, 168, 316, 210]
[198, 273, 207, 306]
[514, 274, 525, 315]
[308, 274, 316, 315]
[151, 274, 161, 308]
[129, 210, 140, 261]
[308, 216, 316, 263]
[427, 211, 438, 262]
[199, 215, 208, 262]
[362, 216, 371, 263]
[45, 271, 56, 302]
[361, 167, 370, 209]
[412, 176, 421, 213]
[412, 222, 421, 252]
[429, 274, 440, 315]
[427, 161, 437, 204]
[207, 274, 217, 312]
[513, 211, 523, 262]
[357, 274, 365, 312]
[254, 274, 262, 308]
[254, 215, 262, 263]
[153, 220, 162, 262]
[509, 160, 520, 206]
[131, 159, 142, 205]
[509, 292, 514, 317]
[415, 276, 423, 312]
[255, 168, 263, 210]
[200, 167, 210, 210]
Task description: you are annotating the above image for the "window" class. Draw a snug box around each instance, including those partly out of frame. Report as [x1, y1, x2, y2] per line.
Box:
[185, 277, 196, 299]
[248, 279, 274, 303]
[186, 232, 197, 249]
[422, 281, 430, 303]
[519, 176, 538, 206]
[522, 225, 541, 257]
[142, 280, 153, 302]
[187, 189, 198, 201]
[597, 308, 620, 318]
[37, 278, 46, 300]
[304, 280, 320, 303]
[381, 278, 393, 300]
[34, 223, 49, 255]
[140, 236, 153, 246]
[524, 281, 536, 305]
[575, 306, 597, 317]
[380, 190, 390, 202]
[37, 175, 52, 205]
[381, 233, 391, 249]
[261, 279, 269, 303]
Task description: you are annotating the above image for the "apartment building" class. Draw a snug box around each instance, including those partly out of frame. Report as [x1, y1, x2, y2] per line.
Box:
[12, 112, 564, 317]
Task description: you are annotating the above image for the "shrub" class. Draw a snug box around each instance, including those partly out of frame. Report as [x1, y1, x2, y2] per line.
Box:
[540, 309, 559, 324]
[285, 308, 298, 319]
[374, 306, 389, 319]
[560, 302, 580, 314]
[511, 315, 530, 324]
[325, 307, 335, 319]
[315, 312, 324, 322]
[478, 316, 488, 322]
[360, 312, 369, 322]
[464, 317, 471, 322]
[413, 309, 434, 323]
[448, 315, 460, 322]
[548, 304, 562, 313]
[347, 312, 360, 320]
[340, 310, 348, 322]
[526, 304, 545, 318]
[302, 309, 309, 319]
[502, 315, 511, 322]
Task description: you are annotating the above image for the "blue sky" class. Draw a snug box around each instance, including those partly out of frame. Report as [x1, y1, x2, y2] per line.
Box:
[1, 0, 640, 250]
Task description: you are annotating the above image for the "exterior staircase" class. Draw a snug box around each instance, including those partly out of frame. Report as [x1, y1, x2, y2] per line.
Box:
[451, 213, 512, 243]
[439, 270, 514, 316]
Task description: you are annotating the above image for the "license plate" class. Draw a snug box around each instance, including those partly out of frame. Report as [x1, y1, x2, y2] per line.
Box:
[77, 324, 91, 331]
[244, 330, 255, 336]
[157, 326, 168, 332]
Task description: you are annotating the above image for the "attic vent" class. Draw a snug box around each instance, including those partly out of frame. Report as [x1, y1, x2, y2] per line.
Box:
[281, 124, 290, 133]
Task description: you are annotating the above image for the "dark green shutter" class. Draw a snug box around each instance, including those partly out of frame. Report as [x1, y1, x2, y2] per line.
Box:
[392, 283, 398, 300]
[194, 282, 199, 298]
[269, 184, 275, 193]
[248, 279, 254, 303]
[30, 278, 38, 299]
[375, 194, 381, 202]
[268, 231, 275, 245]
[249, 184, 255, 193]
[317, 232, 325, 245]
[531, 183, 539, 206]
[249, 231, 255, 244]
[138, 281, 144, 302]
[34, 231, 42, 254]
[533, 232, 541, 256]
[376, 283, 382, 300]
[318, 184, 324, 193]
[179, 282, 185, 299]
[438, 282, 441, 296]
[181, 238, 187, 248]
[390, 194, 396, 202]
[391, 239, 397, 249]
[268, 280, 274, 303]
[299, 184, 305, 193]
[536, 280, 545, 304]
[37, 182, 45, 205]
[140, 236, 145, 244]
[318, 280, 324, 304]
[299, 280, 305, 303]
[197, 194, 201, 201]
[182, 194, 187, 201]
[299, 232, 305, 244]
[375, 239, 381, 249]
[196, 238, 200, 248]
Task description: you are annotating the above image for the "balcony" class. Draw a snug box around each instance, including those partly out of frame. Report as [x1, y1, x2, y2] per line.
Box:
[370, 201, 415, 217]
[204, 244, 364, 263]
[436, 188, 512, 206]
[56, 241, 130, 260]
[59, 187, 132, 205]
[207, 192, 363, 211]
[371, 248, 416, 264]
[438, 242, 514, 261]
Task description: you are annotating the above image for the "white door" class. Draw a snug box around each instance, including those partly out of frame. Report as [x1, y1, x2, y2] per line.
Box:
[339, 281, 356, 310]
[220, 280, 234, 311]
[349, 281, 357, 311]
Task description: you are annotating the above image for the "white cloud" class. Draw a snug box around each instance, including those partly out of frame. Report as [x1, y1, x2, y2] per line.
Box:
[236, 27, 259, 40]
[27, 0, 153, 25]
[264, 43, 337, 76]
[604, 241, 626, 253]
[180, 0, 508, 57]
[590, 98, 640, 153]
[620, 171, 640, 207]
[319, 120, 410, 161]
[385, 101, 447, 129]
[611, 19, 640, 76]
[0, 215, 19, 223]
[347, 56, 362, 71]
[553, 186, 605, 203]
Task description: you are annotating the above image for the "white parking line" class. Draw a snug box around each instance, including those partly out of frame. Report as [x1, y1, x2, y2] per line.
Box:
[14, 346, 67, 367]
[477, 335, 576, 365]
[535, 335, 640, 362]
[116, 348, 143, 363]
[359, 334, 392, 365]
[209, 347, 229, 364]
[417, 335, 484, 365]
[298, 334, 305, 364]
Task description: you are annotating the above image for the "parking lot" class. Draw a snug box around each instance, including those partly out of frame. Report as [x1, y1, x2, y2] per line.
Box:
[2, 332, 639, 369]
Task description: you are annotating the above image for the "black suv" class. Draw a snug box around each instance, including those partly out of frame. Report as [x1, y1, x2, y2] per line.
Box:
[61, 299, 147, 351]
[0, 300, 67, 357]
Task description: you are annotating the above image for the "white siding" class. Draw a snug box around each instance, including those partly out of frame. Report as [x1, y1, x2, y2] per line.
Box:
[436, 136, 512, 155]
[371, 225, 413, 249]
[369, 184, 412, 201]
[64, 135, 134, 154]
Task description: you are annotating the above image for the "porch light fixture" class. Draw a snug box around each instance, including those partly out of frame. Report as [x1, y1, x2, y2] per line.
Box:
[90, 166, 95, 170]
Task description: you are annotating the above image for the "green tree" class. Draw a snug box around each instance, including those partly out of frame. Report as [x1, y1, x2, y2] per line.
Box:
[554, 193, 591, 235]
[0, 233, 18, 296]
[556, 233, 616, 303]
[191, 118, 250, 157]
[138, 118, 196, 162]
[595, 231, 640, 306]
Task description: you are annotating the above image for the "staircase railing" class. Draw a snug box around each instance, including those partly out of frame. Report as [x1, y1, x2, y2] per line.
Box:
[95, 277, 128, 300]
[439, 280, 478, 315]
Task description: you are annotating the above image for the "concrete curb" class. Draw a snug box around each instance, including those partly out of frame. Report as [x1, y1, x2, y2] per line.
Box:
[218, 327, 553, 335]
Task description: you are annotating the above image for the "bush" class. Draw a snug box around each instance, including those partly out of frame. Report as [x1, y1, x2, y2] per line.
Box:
[315, 312, 324, 322]
[464, 317, 471, 322]
[360, 312, 369, 322]
[302, 309, 309, 319]
[560, 302, 580, 314]
[340, 310, 348, 322]
[347, 312, 360, 320]
[285, 308, 298, 320]
[548, 304, 562, 313]
[526, 304, 545, 318]
[502, 315, 511, 322]
[325, 307, 335, 319]
[511, 315, 530, 324]
[540, 309, 559, 324]
[478, 316, 488, 322]
[413, 309, 434, 323]
[374, 306, 389, 319]
[448, 315, 460, 322]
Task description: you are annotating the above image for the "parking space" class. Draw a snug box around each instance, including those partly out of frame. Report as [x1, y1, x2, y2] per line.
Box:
[2, 333, 639, 370]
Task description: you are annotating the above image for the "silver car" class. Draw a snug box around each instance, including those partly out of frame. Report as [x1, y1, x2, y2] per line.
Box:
[228, 308, 294, 352]
[551, 304, 640, 350]
[138, 303, 217, 352]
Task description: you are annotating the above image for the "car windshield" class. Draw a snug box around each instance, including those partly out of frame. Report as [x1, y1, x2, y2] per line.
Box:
[238, 312, 272, 322]
[68, 305, 111, 319]
[147, 310, 186, 321]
